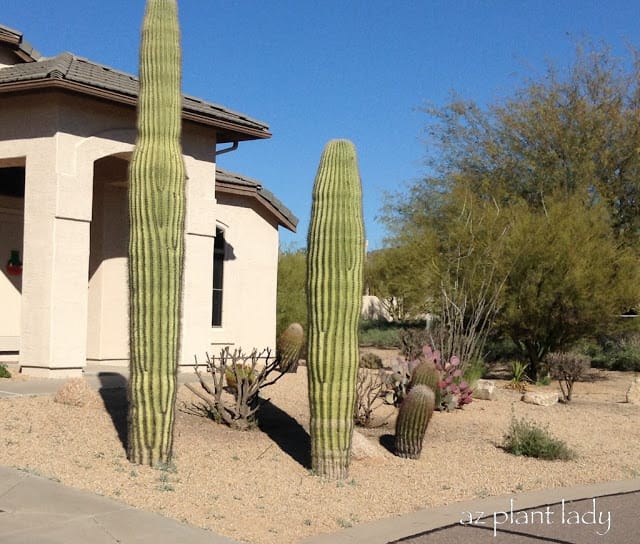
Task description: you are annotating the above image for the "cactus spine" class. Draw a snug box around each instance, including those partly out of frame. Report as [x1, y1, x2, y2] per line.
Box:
[276, 322, 305, 373]
[395, 384, 435, 459]
[307, 140, 365, 479]
[127, 0, 185, 466]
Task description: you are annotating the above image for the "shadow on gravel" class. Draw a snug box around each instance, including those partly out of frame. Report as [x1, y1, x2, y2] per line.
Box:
[379, 433, 395, 454]
[98, 373, 128, 452]
[258, 399, 311, 469]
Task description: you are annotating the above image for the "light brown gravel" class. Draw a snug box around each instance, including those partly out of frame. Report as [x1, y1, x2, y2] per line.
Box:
[1, 367, 639, 544]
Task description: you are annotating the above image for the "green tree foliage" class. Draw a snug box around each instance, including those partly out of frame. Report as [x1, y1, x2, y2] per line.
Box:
[384, 43, 640, 377]
[417, 44, 640, 246]
[127, 0, 185, 466]
[499, 194, 637, 376]
[276, 246, 306, 335]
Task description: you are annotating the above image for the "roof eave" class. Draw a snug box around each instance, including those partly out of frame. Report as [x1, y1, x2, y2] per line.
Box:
[0, 78, 271, 142]
[215, 180, 298, 233]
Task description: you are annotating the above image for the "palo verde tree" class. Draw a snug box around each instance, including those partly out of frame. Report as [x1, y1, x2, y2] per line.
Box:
[384, 42, 640, 376]
[306, 140, 365, 479]
[498, 193, 638, 378]
[127, 0, 186, 466]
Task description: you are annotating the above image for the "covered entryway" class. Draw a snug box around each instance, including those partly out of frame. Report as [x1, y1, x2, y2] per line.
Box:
[0, 159, 24, 362]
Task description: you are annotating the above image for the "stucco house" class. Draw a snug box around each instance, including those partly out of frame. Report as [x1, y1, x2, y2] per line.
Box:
[0, 25, 297, 378]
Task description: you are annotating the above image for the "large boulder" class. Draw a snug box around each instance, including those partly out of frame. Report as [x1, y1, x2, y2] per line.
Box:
[521, 390, 559, 406]
[473, 379, 497, 401]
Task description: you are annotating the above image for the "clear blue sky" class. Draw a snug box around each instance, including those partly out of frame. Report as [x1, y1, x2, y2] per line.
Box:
[4, 1, 640, 249]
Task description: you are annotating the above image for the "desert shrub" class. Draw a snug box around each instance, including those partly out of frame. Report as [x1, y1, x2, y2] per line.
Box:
[503, 416, 575, 460]
[545, 352, 589, 401]
[354, 368, 388, 427]
[186, 347, 286, 430]
[0, 363, 11, 379]
[399, 328, 430, 360]
[507, 360, 532, 391]
[462, 358, 486, 387]
[360, 352, 383, 369]
[578, 331, 640, 371]
[359, 320, 403, 348]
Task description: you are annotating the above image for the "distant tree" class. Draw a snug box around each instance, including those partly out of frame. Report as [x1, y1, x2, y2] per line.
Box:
[416, 43, 640, 247]
[498, 194, 638, 378]
[364, 244, 430, 319]
[383, 42, 640, 377]
[276, 246, 306, 335]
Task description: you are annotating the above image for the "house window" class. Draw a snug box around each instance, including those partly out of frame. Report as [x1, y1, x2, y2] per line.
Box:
[212, 227, 225, 326]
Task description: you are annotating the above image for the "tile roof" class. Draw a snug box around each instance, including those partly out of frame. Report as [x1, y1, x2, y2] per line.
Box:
[0, 51, 270, 141]
[0, 24, 41, 62]
[216, 168, 298, 232]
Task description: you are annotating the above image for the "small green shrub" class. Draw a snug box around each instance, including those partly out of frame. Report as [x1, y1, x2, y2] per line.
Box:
[508, 361, 531, 391]
[463, 358, 486, 387]
[502, 416, 575, 460]
[359, 352, 383, 369]
[0, 364, 11, 379]
[358, 320, 403, 348]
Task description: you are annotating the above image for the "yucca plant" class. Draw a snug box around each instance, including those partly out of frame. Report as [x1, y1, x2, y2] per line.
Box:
[127, 0, 186, 466]
[306, 140, 365, 479]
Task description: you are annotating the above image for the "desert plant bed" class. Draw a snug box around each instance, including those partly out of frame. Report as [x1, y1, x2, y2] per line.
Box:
[1, 366, 639, 544]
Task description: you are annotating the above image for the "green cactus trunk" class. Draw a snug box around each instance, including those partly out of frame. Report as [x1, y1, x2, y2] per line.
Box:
[395, 384, 436, 459]
[127, 0, 185, 466]
[306, 140, 365, 479]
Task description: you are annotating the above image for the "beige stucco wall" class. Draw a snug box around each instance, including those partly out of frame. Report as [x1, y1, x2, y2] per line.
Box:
[211, 193, 280, 355]
[0, 91, 221, 376]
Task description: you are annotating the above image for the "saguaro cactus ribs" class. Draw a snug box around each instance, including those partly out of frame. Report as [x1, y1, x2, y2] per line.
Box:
[306, 139, 365, 479]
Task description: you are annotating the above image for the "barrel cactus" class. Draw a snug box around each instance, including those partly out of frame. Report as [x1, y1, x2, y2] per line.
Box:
[127, 0, 185, 466]
[395, 384, 436, 459]
[409, 360, 441, 395]
[276, 322, 304, 373]
[306, 139, 365, 479]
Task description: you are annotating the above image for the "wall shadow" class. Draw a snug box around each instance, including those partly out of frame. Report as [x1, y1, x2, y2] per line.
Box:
[97, 372, 128, 452]
[257, 399, 311, 469]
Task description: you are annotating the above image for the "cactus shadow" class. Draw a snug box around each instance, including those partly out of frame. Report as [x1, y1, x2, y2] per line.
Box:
[257, 399, 311, 469]
[379, 433, 396, 454]
[97, 372, 129, 452]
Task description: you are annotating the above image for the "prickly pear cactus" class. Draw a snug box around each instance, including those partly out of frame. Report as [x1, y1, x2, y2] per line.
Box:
[306, 139, 365, 479]
[395, 384, 435, 459]
[276, 323, 304, 373]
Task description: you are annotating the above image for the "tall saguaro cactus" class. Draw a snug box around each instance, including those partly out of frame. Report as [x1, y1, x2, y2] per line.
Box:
[127, 0, 186, 466]
[306, 140, 365, 479]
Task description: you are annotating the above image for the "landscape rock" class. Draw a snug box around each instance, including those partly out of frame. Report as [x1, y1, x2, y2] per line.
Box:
[54, 378, 102, 408]
[626, 377, 640, 405]
[521, 390, 559, 406]
[350, 430, 386, 460]
[473, 379, 497, 400]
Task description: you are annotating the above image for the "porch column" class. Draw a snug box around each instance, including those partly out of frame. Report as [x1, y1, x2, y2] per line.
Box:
[179, 156, 216, 369]
[19, 136, 92, 377]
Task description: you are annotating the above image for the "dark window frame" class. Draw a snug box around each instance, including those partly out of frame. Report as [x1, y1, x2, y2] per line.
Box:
[212, 227, 225, 327]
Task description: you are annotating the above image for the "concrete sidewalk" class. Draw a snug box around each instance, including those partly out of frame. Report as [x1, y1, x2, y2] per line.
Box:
[0, 465, 239, 544]
[0, 363, 199, 398]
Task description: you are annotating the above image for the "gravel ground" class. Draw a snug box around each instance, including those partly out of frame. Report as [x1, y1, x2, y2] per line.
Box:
[1, 364, 639, 544]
